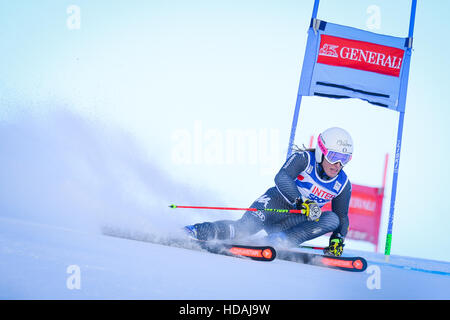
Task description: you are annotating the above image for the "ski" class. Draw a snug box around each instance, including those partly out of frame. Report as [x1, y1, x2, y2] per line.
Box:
[197, 242, 276, 261]
[101, 226, 365, 269]
[276, 249, 367, 272]
[101, 226, 275, 262]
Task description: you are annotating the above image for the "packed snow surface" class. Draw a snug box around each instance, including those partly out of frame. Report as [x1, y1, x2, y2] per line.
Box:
[1, 216, 449, 300]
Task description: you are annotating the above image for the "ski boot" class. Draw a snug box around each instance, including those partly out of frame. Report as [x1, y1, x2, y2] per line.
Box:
[183, 225, 199, 240]
[183, 222, 217, 241]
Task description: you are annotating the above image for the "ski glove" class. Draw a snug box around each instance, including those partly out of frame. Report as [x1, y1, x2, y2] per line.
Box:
[295, 198, 322, 221]
[323, 233, 345, 257]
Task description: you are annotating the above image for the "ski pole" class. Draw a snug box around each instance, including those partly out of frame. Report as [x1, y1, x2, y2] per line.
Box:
[299, 245, 325, 250]
[169, 204, 306, 214]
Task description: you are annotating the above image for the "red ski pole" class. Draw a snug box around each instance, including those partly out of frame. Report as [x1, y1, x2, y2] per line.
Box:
[169, 204, 305, 214]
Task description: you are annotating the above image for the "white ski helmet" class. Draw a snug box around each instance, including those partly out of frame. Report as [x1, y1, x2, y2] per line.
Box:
[315, 127, 353, 166]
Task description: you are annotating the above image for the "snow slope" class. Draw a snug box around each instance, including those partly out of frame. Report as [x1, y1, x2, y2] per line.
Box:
[1, 216, 449, 300]
[0, 111, 448, 300]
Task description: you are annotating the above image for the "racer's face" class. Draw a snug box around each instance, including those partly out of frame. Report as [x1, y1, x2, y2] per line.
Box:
[322, 157, 342, 178]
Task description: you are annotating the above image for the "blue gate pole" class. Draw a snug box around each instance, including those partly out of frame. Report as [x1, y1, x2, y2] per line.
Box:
[286, 0, 320, 159]
[384, 0, 417, 261]
[384, 112, 405, 260]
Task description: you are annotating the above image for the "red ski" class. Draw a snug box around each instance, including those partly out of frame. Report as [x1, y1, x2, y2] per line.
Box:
[101, 226, 276, 262]
[276, 250, 367, 272]
[201, 243, 276, 261]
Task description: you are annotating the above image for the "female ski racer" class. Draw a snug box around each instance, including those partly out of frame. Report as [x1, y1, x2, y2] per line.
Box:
[185, 127, 353, 257]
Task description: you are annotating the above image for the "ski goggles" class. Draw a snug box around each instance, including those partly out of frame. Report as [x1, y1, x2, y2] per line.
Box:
[317, 135, 352, 166]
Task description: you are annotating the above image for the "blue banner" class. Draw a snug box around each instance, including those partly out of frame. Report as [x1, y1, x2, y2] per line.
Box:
[298, 19, 412, 112]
